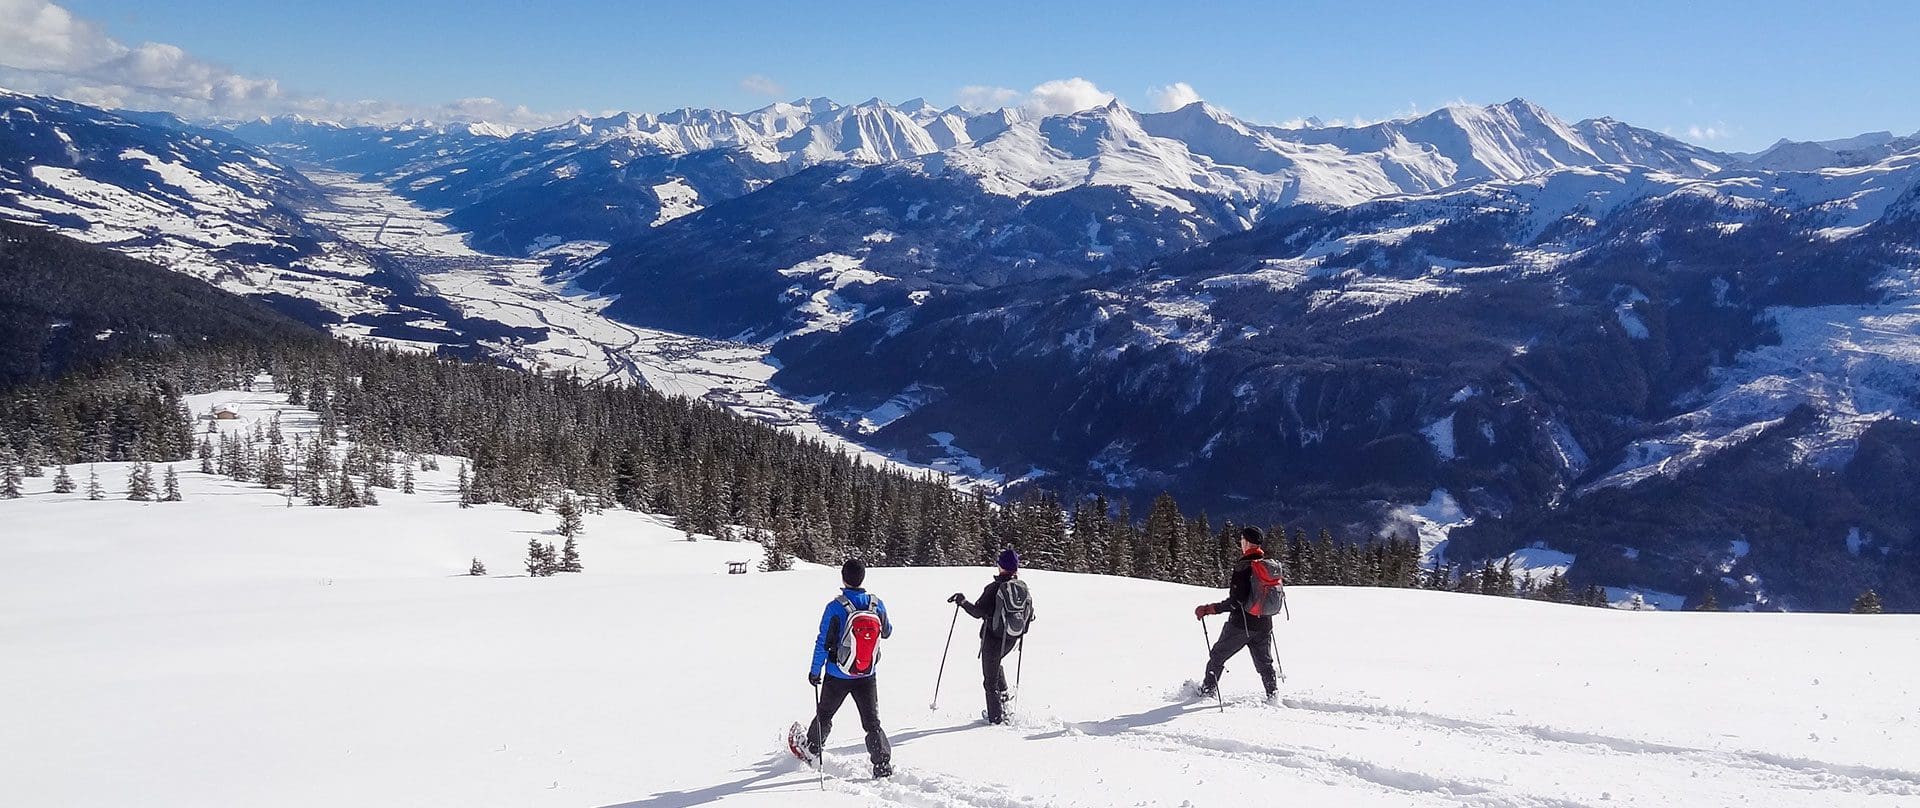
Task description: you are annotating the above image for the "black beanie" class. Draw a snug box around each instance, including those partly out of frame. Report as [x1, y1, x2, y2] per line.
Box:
[841, 558, 866, 588]
[1241, 526, 1265, 546]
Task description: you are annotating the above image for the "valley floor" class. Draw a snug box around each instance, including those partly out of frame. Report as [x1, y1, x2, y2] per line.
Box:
[4, 392, 1919, 808]
[299, 169, 1012, 488]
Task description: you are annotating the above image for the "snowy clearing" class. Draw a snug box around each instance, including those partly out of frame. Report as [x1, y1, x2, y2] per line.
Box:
[4, 394, 1917, 808]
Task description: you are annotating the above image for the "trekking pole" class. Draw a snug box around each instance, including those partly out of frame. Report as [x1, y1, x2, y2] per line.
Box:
[1014, 636, 1026, 700]
[813, 682, 825, 790]
[930, 601, 960, 710]
[1199, 617, 1224, 713]
[1271, 632, 1287, 683]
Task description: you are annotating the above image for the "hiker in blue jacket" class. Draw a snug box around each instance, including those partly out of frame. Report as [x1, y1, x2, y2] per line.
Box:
[804, 559, 895, 778]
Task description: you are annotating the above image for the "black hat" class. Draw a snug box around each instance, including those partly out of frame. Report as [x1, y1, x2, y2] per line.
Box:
[1240, 526, 1265, 546]
[841, 558, 866, 588]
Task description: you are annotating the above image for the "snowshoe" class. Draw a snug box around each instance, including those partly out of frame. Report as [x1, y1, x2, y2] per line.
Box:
[872, 762, 893, 779]
[785, 722, 819, 767]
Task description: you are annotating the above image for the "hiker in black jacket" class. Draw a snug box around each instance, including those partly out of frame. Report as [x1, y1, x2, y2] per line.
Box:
[1193, 527, 1279, 700]
[948, 548, 1034, 724]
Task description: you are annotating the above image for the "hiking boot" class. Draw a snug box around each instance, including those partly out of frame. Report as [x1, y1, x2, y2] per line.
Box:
[873, 762, 894, 779]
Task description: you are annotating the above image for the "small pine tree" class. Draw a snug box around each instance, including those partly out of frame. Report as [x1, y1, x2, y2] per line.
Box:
[20, 434, 43, 477]
[362, 479, 379, 506]
[559, 536, 582, 572]
[1851, 589, 1884, 614]
[0, 458, 20, 499]
[51, 465, 74, 494]
[126, 463, 155, 501]
[401, 465, 415, 494]
[1696, 590, 1721, 611]
[555, 492, 584, 538]
[86, 465, 104, 500]
[457, 462, 473, 509]
[469, 558, 487, 576]
[162, 466, 182, 502]
[758, 527, 794, 572]
[1627, 592, 1646, 611]
[335, 469, 361, 508]
[525, 538, 557, 577]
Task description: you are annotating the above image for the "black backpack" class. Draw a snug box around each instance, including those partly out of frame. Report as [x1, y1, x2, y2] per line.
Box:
[991, 578, 1033, 638]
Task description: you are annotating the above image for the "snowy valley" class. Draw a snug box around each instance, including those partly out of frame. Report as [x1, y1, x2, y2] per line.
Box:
[5, 85, 1920, 610]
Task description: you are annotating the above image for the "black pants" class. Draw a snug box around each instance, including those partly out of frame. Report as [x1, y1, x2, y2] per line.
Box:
[1203, 622, 1277, 694]
[808, 674, 890, 766]
[981, 636, 1016, 722]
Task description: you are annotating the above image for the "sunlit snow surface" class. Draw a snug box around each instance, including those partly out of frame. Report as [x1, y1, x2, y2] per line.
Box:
[4, 390, 1918, 808]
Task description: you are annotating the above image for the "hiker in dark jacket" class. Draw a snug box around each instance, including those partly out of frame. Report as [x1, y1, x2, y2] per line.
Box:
[1193, 527, 1279, 699]
[805, 559, 894, 778]
[948, 548, 1035, 724]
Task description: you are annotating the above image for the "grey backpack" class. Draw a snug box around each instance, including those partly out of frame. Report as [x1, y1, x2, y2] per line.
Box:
[992, 579, 1033, 638]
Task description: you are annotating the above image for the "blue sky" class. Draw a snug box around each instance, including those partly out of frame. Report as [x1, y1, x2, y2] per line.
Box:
[28, 0, 1920, 150]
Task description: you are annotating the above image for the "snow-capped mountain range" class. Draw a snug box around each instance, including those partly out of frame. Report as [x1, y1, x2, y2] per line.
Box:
[4, 85, 1919, 609]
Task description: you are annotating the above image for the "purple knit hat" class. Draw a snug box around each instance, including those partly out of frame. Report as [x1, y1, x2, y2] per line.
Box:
[997, 548, 1020, 572]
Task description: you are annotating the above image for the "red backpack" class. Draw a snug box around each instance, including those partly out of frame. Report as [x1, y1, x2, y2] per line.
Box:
[833, 595, 884, 676]
[1247, 558, 1288, 618]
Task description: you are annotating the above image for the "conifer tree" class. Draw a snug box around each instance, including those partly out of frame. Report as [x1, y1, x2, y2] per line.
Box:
[759, 526, 795, 572]
[126, 462, 154, 501]
[525, 538, 551, 577]
[161, 466, 182, 501]
[1851, 589, 1884, 614]
[259, 443, 286, 488]
[456, 462, 473, 509]
[51, 464, 74, 494]
[20, 432, 43, 477]
[86, 465, 104, 500]
[335, 468, 361, 508]
[0, 451, 20, 499]
[469, 558, 487, 576]
[555, 492, 584, 538]
[401, 465, 415, 494]
[198, 436, 215, 474]
[559, 536, 582, 573]
[1695, 590, 1720, 611]
[361, 478, 378, 506]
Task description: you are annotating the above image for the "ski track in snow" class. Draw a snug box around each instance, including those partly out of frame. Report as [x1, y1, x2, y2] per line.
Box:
[297, 169, 1012, 490]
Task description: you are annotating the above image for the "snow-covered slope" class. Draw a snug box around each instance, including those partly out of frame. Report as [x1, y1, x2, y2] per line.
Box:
[1736, 129, 1920, 171]
[4, 389, 1917, 808]
[0, 90, 446, 330]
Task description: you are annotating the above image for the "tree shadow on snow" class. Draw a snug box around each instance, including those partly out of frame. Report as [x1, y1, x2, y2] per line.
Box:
[598, 753, 813, 808]
[1024, 701, 1212, 741]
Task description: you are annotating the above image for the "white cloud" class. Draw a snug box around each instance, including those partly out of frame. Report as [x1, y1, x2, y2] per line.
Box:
[0, 0, 571, 128]
[956, 79, 1114, 117]
[956, 84, 1021, 111]
[1685, 123, 1731, 142]
[1021, 77, 1115, 117]
[739, 74, 783, 97]
[1147, 82, 1202, 112]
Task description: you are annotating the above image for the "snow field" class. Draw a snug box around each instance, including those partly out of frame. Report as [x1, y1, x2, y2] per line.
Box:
[4, 393, 1919, 808]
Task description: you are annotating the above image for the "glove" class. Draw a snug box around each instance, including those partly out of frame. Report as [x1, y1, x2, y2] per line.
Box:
[947, 593, 965, 604]
[808, 672, 822, 686]
[1194, 604, 1217, 619]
